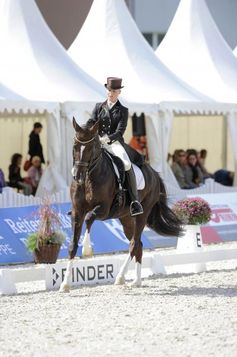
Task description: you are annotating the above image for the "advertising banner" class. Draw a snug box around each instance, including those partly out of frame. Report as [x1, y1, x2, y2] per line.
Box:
[188, 192, 237, 244]
[45, 257, 120, 290]
[0, 203, 152, 265]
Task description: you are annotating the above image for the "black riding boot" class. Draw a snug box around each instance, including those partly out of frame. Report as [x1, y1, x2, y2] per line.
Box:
[126, 167, 143, 216]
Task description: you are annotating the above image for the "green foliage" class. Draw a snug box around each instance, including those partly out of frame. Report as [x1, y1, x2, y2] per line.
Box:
[26, 231, 66, 252]
[25, 197, 66, 252]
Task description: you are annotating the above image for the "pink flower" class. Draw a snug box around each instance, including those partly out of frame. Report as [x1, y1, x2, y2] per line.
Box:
[172, 197, 211, 225]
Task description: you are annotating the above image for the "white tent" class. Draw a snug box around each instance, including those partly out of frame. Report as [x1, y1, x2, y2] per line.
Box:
[156, 0, 237, 103]
[155, 0, 237, 183]
[0, 83, 24, 100]
[0, 0, 105, 103]
[0, 0, 107, 188]
[68, 0, 210, 174]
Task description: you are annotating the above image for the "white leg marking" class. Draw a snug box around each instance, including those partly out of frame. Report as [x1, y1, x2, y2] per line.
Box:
[82, 229, 93, 257]
[59, 260, 73, 293]
[115, 254, 132, 285]
[130, 262, 142, 287]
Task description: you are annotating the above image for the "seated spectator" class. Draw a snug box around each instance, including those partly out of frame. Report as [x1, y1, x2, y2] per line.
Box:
[8, 153, 32, 195]
[186, 151, 204, 187]
[214, 169, 234, 186]
[171, 149, 196, 189]
[0, 168, 6, 193]
[27, 156, 43, 195]
[197, 149, 213, 179]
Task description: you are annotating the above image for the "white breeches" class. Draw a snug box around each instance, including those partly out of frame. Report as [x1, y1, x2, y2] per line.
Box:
[103, 141, 131, 171]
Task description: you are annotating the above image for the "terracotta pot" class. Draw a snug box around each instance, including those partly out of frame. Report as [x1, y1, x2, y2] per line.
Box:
[34, 244, 61, 264]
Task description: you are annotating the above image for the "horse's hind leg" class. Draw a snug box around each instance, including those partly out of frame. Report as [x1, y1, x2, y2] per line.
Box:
[129, 214, 149, 287]
[115, 216, 135, 285]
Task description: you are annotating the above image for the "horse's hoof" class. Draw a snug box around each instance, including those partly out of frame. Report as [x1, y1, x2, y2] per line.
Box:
[114, 275, 125, 285]
[82, 247, 93, 258]
[59, 283, 70, 293]
[130, 279, 142, 287]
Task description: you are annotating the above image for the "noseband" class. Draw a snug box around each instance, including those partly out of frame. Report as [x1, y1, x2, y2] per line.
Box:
[74, 136, 95, 145]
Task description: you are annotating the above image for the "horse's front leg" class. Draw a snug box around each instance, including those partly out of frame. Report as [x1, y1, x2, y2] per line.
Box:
[59, 210, 84, 293]
[115, 216, 135, 285]
[82, 204, 108, 257]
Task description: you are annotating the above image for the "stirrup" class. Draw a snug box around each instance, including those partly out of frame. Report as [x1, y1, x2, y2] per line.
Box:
[130, 201, 143, 216]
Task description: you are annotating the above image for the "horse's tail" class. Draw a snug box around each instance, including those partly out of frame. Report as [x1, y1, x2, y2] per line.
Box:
[147, 175, 183, 237]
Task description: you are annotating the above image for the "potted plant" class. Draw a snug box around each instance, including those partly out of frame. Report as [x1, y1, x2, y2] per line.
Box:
[26, 198, 66, 264]
[172, 197, 212, 226]
[172, 197, 212, 273]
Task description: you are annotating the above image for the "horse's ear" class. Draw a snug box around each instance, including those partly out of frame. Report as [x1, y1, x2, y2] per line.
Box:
[72, 117, 83, 132]
[89, 119, 100, 134]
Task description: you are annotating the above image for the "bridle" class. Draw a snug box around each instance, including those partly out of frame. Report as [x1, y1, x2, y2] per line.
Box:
[73, 134, 101, 182]
[74, 136, 95, 145]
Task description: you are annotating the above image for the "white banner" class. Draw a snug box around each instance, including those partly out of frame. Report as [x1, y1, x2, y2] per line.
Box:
[45, 257, 120, 290]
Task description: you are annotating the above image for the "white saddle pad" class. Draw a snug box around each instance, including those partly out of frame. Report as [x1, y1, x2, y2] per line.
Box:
[132, 164, 145, 190]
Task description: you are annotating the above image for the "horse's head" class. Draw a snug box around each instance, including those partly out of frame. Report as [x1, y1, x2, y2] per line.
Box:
[72, 117, 100, 185]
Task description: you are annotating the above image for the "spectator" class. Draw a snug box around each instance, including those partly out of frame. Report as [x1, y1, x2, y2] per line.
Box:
[214, 169, 234, 186]
[8, 153, 32, 195]
[186, 152, 204, 187]
[197, 149, 212, 179]
[0, 168, 6, 193]
[27, 156, 43, 195]
[171, 149, 195, 189]
[129, 135, 148, 160]
[28, 122, 45, 164]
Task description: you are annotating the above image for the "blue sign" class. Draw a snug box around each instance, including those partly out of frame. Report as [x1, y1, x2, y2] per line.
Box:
[0, 203, 152, 265]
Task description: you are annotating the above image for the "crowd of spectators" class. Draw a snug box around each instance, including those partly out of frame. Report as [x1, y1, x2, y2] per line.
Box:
[170, 148, 234, 189]
[0, 122, 45, 196]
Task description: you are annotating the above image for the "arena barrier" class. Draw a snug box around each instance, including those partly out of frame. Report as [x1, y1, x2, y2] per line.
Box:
[1, 244, 237, 295]
[0, 178, 236, 209]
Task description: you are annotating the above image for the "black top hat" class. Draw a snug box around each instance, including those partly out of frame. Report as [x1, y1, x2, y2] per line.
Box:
[104, 77, 124, 90]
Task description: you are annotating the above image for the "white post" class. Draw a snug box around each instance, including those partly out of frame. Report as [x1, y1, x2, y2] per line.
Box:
[0, 270, 17, 295]
[176, 225, 206, 273]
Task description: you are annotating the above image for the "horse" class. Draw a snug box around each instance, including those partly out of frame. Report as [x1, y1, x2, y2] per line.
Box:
[60, 117, 183, 292]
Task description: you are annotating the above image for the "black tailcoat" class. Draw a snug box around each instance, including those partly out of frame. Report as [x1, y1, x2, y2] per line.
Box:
[88, 100, 144, 167]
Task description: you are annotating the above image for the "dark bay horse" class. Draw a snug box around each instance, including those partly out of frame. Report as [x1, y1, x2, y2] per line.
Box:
[60, 118, 182, 292]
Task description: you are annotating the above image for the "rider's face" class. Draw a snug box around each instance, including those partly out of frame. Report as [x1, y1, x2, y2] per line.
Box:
[107, 89, 121, 103]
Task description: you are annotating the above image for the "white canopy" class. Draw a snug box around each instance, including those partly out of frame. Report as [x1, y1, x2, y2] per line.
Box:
[233, 47, 237, 58]
[156, 0, 237, 103]
[0, 0, 108, 191]
[0, 83, 25, 100]
[68, 0, 205, 105]
[0, 0, 105, 103]
[67, 0, 213, 175]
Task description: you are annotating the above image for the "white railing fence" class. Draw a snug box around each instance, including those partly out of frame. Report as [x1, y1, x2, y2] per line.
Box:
[0, 187, 70, 208]
[0, 179, 236, 208]
[166, 178, 237, 197]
